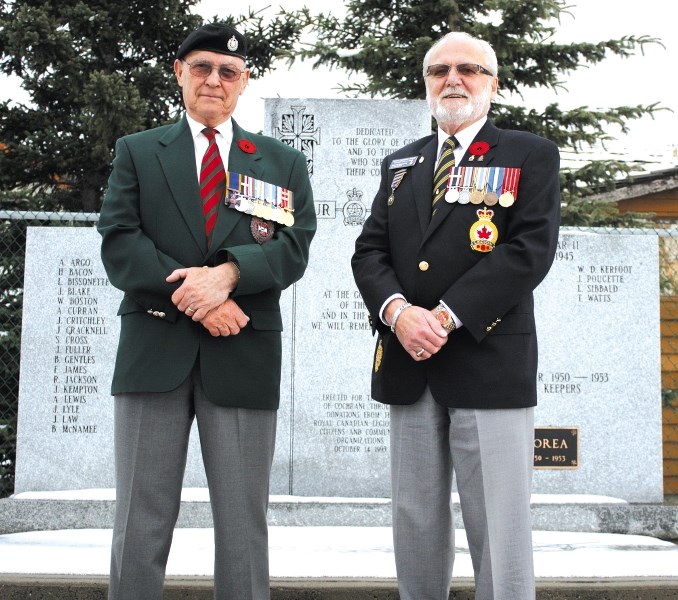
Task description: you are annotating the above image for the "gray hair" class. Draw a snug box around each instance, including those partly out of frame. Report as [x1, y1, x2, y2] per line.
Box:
[422, 32, 498, 78]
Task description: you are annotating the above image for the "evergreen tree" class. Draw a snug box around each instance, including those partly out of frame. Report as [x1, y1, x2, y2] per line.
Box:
[0, 0, 307, 212]
[0, 0, 309, 497]
[288, 0, 664, 215]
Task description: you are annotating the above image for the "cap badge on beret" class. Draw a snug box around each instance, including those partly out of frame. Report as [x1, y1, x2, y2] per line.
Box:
[177, 23, 247, 61]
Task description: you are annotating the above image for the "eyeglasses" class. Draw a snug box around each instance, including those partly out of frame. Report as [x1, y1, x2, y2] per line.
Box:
[183, 60, 244, 82]
[425, 63, 495, 78]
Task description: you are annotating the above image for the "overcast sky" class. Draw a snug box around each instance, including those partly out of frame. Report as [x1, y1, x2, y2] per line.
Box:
[214, 0, 676, 159]
[2, 1, 676, 160]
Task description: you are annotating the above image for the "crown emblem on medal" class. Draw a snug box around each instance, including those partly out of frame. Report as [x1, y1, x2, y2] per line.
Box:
[469, 207, 498, 253]
[227, 35, 239, 52]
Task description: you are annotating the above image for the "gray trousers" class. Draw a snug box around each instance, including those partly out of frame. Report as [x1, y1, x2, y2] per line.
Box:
[390, 388, 535, 600]
[108, 367, 277, 600]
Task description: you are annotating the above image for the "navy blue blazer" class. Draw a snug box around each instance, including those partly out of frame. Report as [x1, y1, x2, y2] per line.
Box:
[352, 119, 560, 409]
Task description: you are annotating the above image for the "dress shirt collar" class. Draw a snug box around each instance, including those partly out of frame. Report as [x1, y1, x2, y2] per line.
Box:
[185, 112, 234, 180]
[436, 116, 487, 161]
[185, 112, 233, 144]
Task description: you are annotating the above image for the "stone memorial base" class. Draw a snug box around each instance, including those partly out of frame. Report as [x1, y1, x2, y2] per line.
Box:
[1, 492, 677, 540]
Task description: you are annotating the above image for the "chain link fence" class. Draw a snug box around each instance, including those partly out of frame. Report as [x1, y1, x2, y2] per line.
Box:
[1, 213, 677, 498]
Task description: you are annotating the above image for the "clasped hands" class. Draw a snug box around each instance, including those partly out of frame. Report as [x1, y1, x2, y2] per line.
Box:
[166, 263, 248, 337]
[386, 300, 449, 361]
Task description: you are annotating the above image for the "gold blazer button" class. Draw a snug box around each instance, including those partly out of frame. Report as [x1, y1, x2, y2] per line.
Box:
[418, 261, 429, 272]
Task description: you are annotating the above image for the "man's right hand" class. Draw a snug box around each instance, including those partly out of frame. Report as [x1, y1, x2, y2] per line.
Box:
[387, 301, 448, 361]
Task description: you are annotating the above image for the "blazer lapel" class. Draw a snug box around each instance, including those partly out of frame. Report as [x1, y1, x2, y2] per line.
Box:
[207, 119, 265, 259]
[157, 117, 207, 254]
[404, 135, 437, 238]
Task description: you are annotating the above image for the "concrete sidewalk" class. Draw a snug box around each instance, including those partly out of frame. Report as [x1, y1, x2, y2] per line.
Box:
[1, 526, 678, 599]
[1, 492, 678, 599]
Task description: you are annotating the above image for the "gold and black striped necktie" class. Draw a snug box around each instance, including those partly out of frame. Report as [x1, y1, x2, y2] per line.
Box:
[431, 136, 457, 215]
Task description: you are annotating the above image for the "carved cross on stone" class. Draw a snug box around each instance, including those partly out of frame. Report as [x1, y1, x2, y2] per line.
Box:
[274, 105, 321, 177]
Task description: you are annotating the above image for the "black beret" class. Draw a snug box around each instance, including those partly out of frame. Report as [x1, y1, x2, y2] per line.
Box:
[177, 23, 247, 61]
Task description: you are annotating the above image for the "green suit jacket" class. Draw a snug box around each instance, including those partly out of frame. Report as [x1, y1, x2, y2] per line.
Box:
[98, 116, 316, 409]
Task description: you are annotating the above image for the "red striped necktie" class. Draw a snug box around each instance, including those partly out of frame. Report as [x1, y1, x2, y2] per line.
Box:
[200, 128, 225, 242]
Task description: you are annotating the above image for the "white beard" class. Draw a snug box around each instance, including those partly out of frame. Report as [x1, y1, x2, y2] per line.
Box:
[427, 84, 493, 129]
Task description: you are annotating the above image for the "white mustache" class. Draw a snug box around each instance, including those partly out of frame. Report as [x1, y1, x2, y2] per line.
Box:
[440, 87, 467, 99]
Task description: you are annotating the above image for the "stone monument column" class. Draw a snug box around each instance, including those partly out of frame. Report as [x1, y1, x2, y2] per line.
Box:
[264, 99, 431, 496]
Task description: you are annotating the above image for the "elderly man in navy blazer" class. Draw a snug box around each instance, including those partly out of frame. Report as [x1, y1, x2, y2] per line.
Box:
[98, 23, 316, 600]
[352, 32, 560, 599]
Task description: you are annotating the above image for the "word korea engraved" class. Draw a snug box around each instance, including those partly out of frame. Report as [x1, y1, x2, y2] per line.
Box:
[534, 427, 579, 469]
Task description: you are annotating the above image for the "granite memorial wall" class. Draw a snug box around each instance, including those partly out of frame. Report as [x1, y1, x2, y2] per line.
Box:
[14, 99, 663, 502]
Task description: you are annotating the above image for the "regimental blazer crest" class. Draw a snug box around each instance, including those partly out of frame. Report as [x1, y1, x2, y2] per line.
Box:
[469, 207, 498, 253]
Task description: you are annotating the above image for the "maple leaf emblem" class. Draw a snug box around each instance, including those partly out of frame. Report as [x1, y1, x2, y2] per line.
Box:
[477, 225, 492, 239]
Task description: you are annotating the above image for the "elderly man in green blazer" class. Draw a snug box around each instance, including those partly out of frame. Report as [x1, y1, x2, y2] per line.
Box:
[98, 22, 316, 600]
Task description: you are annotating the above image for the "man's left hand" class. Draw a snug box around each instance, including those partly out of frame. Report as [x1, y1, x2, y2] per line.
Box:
[201, 298, 249, 337]
[166, 263, 239, 321]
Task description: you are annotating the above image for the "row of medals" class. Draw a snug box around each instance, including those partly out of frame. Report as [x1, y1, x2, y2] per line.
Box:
[228, 194, 295, 226]
[445, 186, 515, 208]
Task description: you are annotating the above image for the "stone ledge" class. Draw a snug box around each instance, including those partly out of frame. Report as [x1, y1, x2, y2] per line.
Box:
[1, 494, 677, 539]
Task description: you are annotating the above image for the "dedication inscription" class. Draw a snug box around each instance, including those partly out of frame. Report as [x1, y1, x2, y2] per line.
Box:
[534, 231, 662, 501]
[266, 99, 431, 496]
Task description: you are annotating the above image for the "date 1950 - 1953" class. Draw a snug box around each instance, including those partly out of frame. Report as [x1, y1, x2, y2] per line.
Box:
[538, 371, 609, 394]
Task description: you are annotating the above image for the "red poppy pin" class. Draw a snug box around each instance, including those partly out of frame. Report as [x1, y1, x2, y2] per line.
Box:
[238, 139, 256, 154]
[469, 141, 490, 156]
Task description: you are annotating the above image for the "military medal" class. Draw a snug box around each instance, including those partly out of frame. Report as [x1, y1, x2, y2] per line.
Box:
[237, 195, 255, 214]
[469, 207, 498, 252]
[469, 168, 486, 205]
[457, 166, 472, 204]
[484, 167, 502, 206]
[280, 186, 295, 226]
[499, 168, 520, 207]
[252, 201, 265, 217]
[388, 168, 408, 205]
[225, 171, 295, 227]
[499, 191, 514, 207]
[445, 188, 460, 203]
[445, 166, 463, 203]
[250, 216, 275, 244]
[470, 190, 484, 204]
[282, 209, 295, 226]
[260, 202, 273, 220]
[270, 206, 282, 223]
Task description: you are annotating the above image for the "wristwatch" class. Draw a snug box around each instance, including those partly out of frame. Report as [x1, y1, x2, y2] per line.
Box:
[432, 304, 456, 332]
